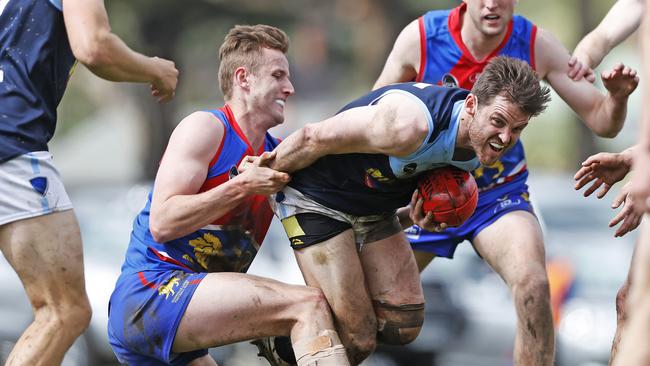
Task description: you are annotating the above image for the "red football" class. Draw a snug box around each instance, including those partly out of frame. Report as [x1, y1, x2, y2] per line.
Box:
[416, 166, 478, 227]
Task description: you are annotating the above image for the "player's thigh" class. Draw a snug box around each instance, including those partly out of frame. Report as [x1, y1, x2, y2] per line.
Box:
[174, 272, 325, 351]
[360, 232, 423, 303]
[293, 229, 375, 323]
[473, 210, 545, 283]
[0, 209, 86, 302]
[630, 218, 650, 302]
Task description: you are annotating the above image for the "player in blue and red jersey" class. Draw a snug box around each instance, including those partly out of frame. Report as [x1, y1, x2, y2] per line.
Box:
[107, 25, 350, 366]
[269, 56, 550, 364]
[374, 1, 639, 364]
[0, 0, 177, 364]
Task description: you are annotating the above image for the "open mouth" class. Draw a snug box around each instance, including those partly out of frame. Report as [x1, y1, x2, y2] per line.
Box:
[484, 14, 500, 21]
[275, 99, 285, 107]
[489, 141, 505, 152]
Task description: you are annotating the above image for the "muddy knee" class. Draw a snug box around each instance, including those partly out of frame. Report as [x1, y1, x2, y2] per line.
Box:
[373, 300, 424, 345]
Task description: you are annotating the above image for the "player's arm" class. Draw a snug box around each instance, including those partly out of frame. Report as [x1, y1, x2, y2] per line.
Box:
[569, 0, 644, 80]
[148, 112, 289, 242]
[373, 19, 421, 90]
[628, 3, 650, 214]
[62, 0, 178, 102]
[537, 27, 638, 138]
[271, 93, 429, 173]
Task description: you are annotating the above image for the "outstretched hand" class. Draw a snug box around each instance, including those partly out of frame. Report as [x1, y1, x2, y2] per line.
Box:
[567, 55, 596, 83]
[608, 181, 643, 237]
[627, 150, 650, 215]
[602, 63, 639, 99]
[574, 151, 631, 198]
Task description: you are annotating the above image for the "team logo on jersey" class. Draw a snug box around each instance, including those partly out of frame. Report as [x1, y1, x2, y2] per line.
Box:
[364, 168, 391, 188]
[158, 277, 180, 300]
[441, 73, 459, 88]
[29, 176, 48, 196]
[403, 163, 417, 175]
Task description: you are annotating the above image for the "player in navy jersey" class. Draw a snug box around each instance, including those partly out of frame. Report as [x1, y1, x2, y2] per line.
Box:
[374, 1, 639, 365]
[266, 56, 550, 364]
[107, 25, 350, 366]
[0, 0, 178, 364]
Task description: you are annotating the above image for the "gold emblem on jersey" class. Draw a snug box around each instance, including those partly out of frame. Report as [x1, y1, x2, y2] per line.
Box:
[189, 233, 224, 270]
[473, 161, 505, 180]
[158, 277, 180, 299]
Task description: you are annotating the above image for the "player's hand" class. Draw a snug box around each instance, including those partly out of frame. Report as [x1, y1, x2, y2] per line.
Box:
[628, 150, 650, 214]
[567, 55, 596, 83]
[408, 190, 448, 232]
[237, 151, 290, 195]
[150, 56, 179, 103]
[574, 151, 631, 198]
[602, 63, 639, 100]
[609, 181, 643, 237]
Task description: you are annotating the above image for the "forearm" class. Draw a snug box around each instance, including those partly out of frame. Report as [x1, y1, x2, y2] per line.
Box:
[573, 31, 609, 69]
[150, 178, 249, 242]
[584, 95, 628, 138]
[79, 32, 159, 83]
[271, 125, 327, 173]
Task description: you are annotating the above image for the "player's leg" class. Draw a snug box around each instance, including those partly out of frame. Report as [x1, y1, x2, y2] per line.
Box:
[291, 229, 376, 365]
[609, 242, 635, 365]
[359, 231, 425, 347]
[473, 210, 554, 366]
[413, 251, 436, 272]
[0, 210, 92, 365]
[173, 272, 349, 366]
[612, 218, 650, 366]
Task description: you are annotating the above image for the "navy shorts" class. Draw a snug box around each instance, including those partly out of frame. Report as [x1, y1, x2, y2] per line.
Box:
[407, 175, 535, 258]
[108, 268, 208, 365]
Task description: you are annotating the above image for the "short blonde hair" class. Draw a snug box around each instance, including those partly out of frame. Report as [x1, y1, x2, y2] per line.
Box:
[218, 24, 290, 100]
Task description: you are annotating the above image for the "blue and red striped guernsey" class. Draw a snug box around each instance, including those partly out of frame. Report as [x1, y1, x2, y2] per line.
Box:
[417, 3, 536, 191]
[122, 105, 280, 274]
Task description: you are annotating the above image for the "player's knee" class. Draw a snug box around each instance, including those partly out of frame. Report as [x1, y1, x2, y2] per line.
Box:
[515, 268, 550, 302]
[346, 335, 375, 365]
[374, 300, 424, 345]
[60, 300, 92, 335]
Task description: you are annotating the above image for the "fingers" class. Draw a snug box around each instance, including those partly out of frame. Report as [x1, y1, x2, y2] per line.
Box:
[574, 165, 594, 183]
[257, 151, 277, 167]
[583, 178, 604, 197]
[596, 183, 612, 199]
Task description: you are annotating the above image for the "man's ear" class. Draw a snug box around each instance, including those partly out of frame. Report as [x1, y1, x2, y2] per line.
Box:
[465, 94, 477, 117]
[234, 66, 249, 89]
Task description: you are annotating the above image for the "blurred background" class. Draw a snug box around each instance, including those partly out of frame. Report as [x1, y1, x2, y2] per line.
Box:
[0, 0, 644, 365]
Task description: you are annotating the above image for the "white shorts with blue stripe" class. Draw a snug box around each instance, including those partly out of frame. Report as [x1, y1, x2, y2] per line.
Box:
[0, 151, 72, 225]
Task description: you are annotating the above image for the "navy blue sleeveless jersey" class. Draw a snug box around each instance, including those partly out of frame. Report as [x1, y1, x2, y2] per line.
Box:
[0, 0, 75, 163]
[288, 82, 479, 216]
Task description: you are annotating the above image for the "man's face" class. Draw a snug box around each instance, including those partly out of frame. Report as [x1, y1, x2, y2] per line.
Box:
[467, 94, 530, 165]
[464, 0, 516, 37]
[247, 48, 295, 125]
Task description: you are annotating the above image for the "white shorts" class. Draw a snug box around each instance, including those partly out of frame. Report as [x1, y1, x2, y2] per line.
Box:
[0, 151, 72, 226]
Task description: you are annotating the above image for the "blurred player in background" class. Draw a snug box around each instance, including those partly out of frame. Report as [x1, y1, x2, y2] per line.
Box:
[374, 0, 639, 364]
[569, 0, 650, 364]
[0, 0, 178, 364]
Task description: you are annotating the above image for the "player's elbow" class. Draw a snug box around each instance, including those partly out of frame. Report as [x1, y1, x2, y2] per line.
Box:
[72, 32, 113, 69]
[594, 123, 622, 138]
[149, 218, 173, 243]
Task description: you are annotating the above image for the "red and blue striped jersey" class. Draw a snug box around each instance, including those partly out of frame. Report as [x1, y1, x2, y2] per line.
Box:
[123, 106, 280, 274]
[418, 3, 536, 191]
